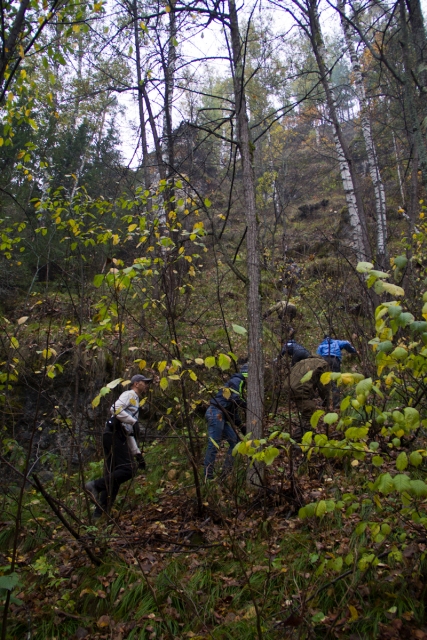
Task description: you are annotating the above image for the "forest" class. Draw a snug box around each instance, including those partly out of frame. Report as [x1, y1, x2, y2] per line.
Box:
[1, 0, 427, 636]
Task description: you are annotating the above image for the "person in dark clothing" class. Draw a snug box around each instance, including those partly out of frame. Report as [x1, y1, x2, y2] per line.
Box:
[285, 357, 328, 438]
[281, 339, 311, 365]
[85, 374, 152, 519]
[203, 364, 248, 480]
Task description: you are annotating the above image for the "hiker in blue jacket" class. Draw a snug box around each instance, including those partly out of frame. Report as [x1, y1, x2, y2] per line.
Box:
[316, 336, 358, 372]
[203, 364, 248, 480]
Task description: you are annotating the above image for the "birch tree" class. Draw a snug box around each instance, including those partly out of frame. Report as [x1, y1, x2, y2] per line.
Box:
[285, 0, 371, 263]
[337, 0, 387, 267]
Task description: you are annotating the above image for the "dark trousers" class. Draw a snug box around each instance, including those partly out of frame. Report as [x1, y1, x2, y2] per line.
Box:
[323, 355, 341, 408]
[203, 405, 238, 479]
[93, 431, 135, 514]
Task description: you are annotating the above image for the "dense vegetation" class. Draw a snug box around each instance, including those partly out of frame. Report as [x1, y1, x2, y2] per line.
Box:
[1, 0, 427, 637]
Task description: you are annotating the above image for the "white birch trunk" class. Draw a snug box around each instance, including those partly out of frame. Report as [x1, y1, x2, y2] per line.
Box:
[306, 0, 370, 262]
[338, 0, 387, 266]
[334, 134, 366, 261]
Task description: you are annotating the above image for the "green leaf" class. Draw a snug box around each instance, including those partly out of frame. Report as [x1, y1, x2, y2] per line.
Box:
[356, 378, 373, 395]
[340, 395, 351, 411]
[381, 282, 405, 296]
[356, 261, 374, 273]
[160, 377, 168, 391]
[310, 410, 324, 428]
[300, 370, 313, 383]
[372, 456, 384, 467]
[0, 573, 20, 591]
[217, 353, 231, 371]
[204, 356, 216, 369]
[10, 337, 19, 349]
[107, 378, 122, 389]
[404, 407, 420, 430]
[376, 472, 394, 495]
[315, 500, 327, 517]
[393, 474, 412, 492]
[394, 255, 408, 269]
[396, 452, 408, 471]
[312, 612, 326, 623]
[323, 412, 338, 425]
[263, 447, 280, 466]
[391, 347, 408, 360]
[398, 312, 415, 326]
[232, 323, 247, 335]
[409, 480, 427, 497]
[301, 431, 313, 446]
[376, 340, 393, 353]
[355, 522, 367, 535]
[410, 321, 427, 333]
[93, 274, 104, 287]
[331, 556, 343, 572]
[204, 197, 212, 208]
[409, 451, 423, 467]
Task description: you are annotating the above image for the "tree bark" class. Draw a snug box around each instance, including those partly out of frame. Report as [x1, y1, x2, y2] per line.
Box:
[228, 0, 264, 486]
[338, 0, 388, 267]
[305, 0, 371, 263]
[399, 0, 427, 188]
[132, 0, 150, 190]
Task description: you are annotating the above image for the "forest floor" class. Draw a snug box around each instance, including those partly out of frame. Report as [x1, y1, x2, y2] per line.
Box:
[3, 415, 427, 640]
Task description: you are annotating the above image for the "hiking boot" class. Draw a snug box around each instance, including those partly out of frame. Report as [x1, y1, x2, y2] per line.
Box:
[85, 480, 99, 502]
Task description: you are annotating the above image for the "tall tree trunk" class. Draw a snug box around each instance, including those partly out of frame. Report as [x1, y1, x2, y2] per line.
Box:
[162, 0, 176, 177]
[392, 131, 406, 206]
[406, 0, 427, 109]
[306, 0, 370, 263]
[228, 0, 264, 487]
[338, 0, 388, 267]
[399, 0, 427, 188]
[132, 0, 150, 190]
[410, 143, 419, 224]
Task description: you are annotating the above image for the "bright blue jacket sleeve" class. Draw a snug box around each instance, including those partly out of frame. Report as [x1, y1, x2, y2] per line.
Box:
[337, 340, 356, 354]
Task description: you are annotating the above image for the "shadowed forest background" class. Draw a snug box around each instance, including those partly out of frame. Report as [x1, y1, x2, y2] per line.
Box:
[1, 0, 427, 637]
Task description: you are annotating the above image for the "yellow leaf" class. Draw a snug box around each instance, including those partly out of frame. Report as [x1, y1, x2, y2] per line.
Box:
[128, 223, 137, 232]
[320, 371, 331, 385]
[73, 24, 80, 32]
[158, 360, 167, 373]
[0, 138, 3, 146]
[138, 359, 147, 370]
[348, 605, 358, 621]
[97, 615, 110, 628]
[341, 373, 354, 385]
[160, 377, 168, 390]
[17, 316, 28, 325]
[165, 4, 171, 11]
[91, 395, 101, 408]
[112, 234, 119, 245]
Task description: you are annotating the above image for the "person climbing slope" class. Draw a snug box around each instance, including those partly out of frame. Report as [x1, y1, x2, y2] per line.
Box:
[85, 374, 152, 519]
[203, 363, 248, 480]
